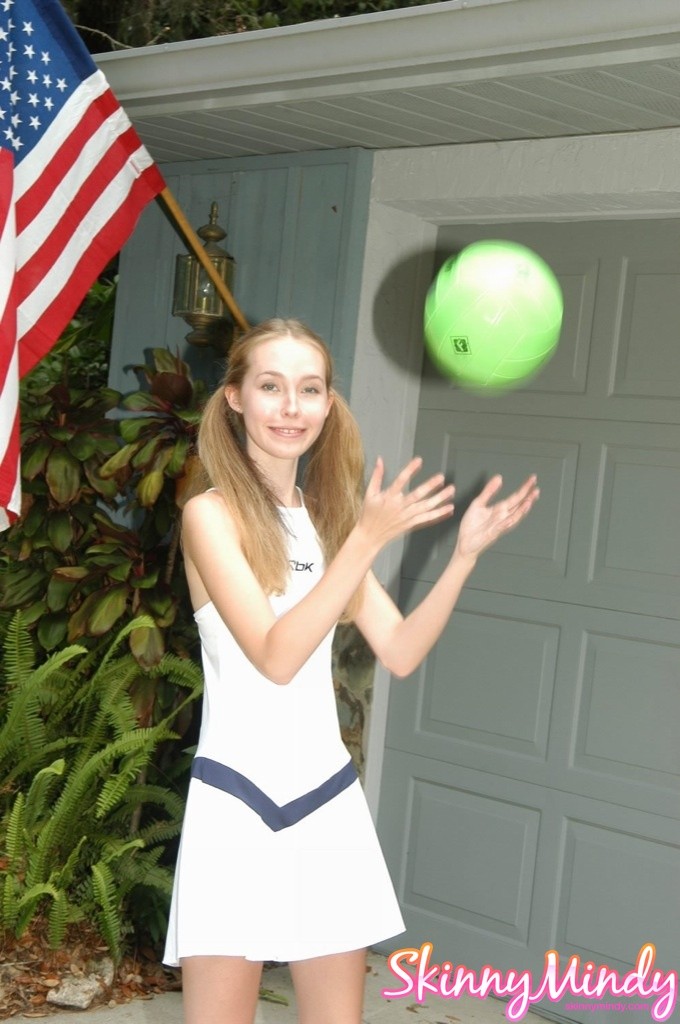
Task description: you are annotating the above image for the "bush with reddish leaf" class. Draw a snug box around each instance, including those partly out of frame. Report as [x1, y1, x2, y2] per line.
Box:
[0, 281, 206, 671]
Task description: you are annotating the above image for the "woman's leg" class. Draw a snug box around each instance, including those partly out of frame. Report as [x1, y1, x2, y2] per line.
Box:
[289, 947, 367, 1024]
[180, 955, 264, 1024]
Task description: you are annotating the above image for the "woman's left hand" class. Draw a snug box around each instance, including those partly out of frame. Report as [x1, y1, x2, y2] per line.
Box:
[455, 474, 540, 561]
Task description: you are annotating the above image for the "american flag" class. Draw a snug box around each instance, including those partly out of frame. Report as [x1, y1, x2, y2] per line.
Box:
[0, 0, 165, 529]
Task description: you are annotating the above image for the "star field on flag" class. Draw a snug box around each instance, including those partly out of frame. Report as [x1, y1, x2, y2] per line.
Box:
[0, 0, 165, 528]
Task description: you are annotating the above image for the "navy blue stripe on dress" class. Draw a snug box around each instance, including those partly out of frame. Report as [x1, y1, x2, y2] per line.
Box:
[191, 756, 358, 832]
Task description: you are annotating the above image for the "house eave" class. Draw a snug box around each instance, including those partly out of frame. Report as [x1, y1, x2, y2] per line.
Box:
[96, 0, 680, 113]
[94, 0, 680, 161]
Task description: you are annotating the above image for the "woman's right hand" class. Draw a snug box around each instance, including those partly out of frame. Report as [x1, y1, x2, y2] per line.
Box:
[355, 456, 455, 553]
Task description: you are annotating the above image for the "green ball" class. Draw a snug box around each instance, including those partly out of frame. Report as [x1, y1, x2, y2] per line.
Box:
[424, 240, 563, 391]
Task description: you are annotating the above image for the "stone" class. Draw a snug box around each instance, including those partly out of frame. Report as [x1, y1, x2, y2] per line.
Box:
[89, 956, 115, 990]
[46, 974, 102, 1010]
[45, 957, 115, 1010]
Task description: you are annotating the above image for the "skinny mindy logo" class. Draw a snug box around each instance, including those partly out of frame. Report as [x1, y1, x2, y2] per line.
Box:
[383, 942, 677, 1022]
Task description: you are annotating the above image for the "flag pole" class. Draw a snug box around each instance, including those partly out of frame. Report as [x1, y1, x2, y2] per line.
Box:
[158, 186, 250, 333]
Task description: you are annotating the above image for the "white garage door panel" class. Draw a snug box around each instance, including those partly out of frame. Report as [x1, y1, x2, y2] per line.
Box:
[558, 819, 680, 962]
[401, 413, 580, 586]
[408, 785, 540, 943]
[378, 749, 556, 967]
[401, 413, 680, 617]
[575, 631, 680, 780]
[386, 588, 679, 817]
[593, 444, 680, 589]
[423, 608, 558, 759]
[615, 258, 680, 398]
[379, 749, 679, 1021]
[377, 219, 680, 1024]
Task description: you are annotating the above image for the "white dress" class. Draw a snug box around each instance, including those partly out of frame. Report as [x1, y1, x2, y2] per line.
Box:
[163, 500, 405, 965]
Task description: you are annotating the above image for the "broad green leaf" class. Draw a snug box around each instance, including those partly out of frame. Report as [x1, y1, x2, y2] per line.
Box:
[67, 592, 97, 640]
[84, 461, 120, 499]
[87, 585, 128, 636]
[121, 392, 167, 413]
[152, 603, 177, 629]
[119, 418, 152, 443]
[37, 613, 68, 651]
[130, 568, 159, 590]
[95, 437, 120, 457]
[67, 433, 98, 460]
[87, 555, 129, 568]
[152, 349, 186, 374]
[18, 537, 33, 560]
[176, 408, 203, 424]
[141, 592, 176, 628]
[108, 561, 133, 583]
[132, 437, 162, 470]
[26, 401, 53, 422]
[1, 568, 43, 606]
[52, 565, 89, 581]
[91, 510, 131, 536]
[47, 575, 78, 612]
[20, 599, 47, 625]
[129, 624, 165, 668]
[89, 553, 130, 567]
[143, 589, 173, 617]
[45, 449, 81, 504]
[99, 443, 138, 478]
[47, 511, 73, 553]
[21, 501, 46, 538]
[166, 436, 190, 477]
[85, 542, 122, 555]
[95, 387, 121, 411]
[22, 440, 52, 481]
[136, 470, 164, 507]
[46, 425, 75, 442]
[141, 449, 174, 506]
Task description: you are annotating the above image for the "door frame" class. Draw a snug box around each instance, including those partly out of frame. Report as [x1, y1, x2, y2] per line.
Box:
[350, 126, 680, 813]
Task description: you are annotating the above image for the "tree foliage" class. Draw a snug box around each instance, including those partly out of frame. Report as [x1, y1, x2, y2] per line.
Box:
[61, 0, 439, 51]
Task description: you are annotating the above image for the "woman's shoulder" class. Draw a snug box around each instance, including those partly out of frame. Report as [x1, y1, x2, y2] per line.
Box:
[183, 489, 238, 535]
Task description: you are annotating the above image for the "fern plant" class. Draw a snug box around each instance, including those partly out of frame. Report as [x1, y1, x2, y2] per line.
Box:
[0, 613, 202, 961]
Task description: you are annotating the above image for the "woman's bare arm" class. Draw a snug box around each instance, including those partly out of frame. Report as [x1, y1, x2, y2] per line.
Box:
[182, 457, 454, 685]
[353, 474, 539, 678]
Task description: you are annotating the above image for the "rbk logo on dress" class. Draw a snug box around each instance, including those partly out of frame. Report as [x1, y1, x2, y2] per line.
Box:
[289, 560, 314, 572]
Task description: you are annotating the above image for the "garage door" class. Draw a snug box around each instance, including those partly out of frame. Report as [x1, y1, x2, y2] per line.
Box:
[376, 219, 680, 1024]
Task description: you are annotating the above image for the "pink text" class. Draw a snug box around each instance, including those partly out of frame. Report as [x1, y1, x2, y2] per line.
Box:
[382, 942, 677, 1022]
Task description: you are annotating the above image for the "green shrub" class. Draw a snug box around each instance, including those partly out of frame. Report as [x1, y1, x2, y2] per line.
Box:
[0, 613, 202, 961]
[0, 279, 205, 670]
[0, 279, 205, 960]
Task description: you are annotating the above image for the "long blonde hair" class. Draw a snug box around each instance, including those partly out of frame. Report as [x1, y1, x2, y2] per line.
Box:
[195, 318, 366, 619]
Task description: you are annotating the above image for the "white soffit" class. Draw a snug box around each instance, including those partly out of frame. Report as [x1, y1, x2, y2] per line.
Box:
[95, 0, 680, 162]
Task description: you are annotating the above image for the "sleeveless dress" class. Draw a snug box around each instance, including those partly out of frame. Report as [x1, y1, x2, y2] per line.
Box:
[163, 499, 405, 965]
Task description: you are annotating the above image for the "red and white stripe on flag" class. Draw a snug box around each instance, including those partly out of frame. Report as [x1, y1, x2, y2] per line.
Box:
[15, 69, 165, 377]
[0, 149, 20, 530]
[0, 0, 165, 529]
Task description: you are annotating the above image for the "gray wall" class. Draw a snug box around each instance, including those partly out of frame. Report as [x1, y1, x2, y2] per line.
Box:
[109, 148, 373, 397]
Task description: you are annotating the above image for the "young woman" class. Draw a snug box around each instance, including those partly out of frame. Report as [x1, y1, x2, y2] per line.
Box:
[163, 318, 539, 1024]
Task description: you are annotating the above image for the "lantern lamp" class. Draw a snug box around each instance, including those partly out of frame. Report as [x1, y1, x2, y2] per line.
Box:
[172, 202, 236, 352]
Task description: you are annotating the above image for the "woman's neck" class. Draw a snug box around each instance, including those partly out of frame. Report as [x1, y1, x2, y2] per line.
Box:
[275, 483, 301, 508]
[253, 454, 300, 508]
